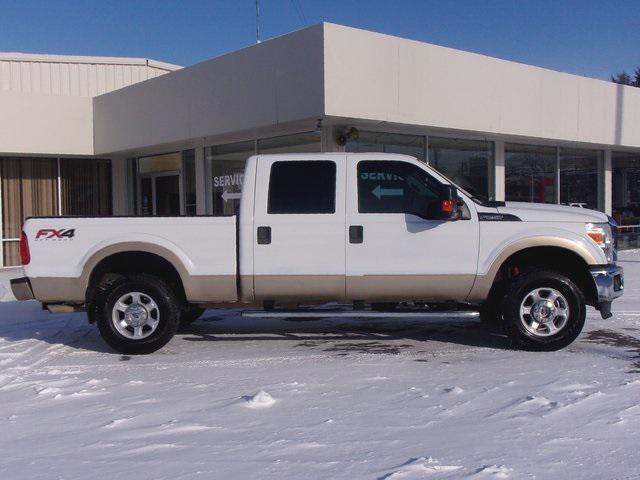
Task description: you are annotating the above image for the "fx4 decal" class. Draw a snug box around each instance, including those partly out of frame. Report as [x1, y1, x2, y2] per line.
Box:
[35, 228, 76, 240]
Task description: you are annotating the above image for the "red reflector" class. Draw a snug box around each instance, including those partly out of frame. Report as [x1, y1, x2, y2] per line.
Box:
[20, 231, 30, 265]
[441, 199, 455, 214]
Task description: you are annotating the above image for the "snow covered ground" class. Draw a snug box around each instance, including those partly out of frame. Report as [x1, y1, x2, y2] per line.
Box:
[1, 255, 639, 479]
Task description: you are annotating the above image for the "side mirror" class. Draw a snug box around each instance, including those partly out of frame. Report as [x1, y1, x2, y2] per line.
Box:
[427, 184, 459, 220]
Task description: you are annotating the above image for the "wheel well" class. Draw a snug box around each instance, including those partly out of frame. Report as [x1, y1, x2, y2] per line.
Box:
[86, 251, 186, 305]
[489, 246, 597, 306]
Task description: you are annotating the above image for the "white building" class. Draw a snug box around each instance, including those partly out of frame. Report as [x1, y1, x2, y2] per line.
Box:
[1, 23, 640, 266]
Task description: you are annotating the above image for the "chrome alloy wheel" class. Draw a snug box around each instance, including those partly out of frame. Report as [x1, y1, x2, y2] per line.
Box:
[519, 287, 570, 337]
[111, 292, 160, 340]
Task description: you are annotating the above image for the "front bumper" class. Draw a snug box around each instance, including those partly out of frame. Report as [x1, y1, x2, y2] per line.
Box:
[590, 264, 624, 319]
[10, 277, 35, 301]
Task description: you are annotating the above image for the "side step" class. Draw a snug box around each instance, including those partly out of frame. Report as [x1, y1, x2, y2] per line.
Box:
[242, 310, 480, 320]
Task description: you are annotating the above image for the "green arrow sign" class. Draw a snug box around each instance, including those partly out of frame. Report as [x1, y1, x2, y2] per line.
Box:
[372, 185, 404, 199]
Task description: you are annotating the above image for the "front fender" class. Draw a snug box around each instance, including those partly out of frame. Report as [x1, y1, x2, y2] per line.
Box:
[468, 228, 605, 302]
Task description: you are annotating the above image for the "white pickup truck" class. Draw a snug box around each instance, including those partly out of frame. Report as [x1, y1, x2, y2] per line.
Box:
[11, 153, 624, 354]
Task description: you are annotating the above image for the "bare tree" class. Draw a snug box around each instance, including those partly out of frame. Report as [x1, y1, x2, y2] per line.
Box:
[611, 68, 640, 88]
[611, 72, 632, 85]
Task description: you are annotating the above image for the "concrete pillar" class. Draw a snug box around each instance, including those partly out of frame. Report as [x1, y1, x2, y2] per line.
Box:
[195, 142, 207, 215]
[111, 156, 129, 215]
[0, 165, 4, 267]
[601, 150, 612, 215]
[555, 147, 561, 204]
[321, 125, 345, 152]
[492, 140, 505, 202]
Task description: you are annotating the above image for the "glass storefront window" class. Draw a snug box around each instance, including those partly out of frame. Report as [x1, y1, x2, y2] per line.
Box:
[207, 132, 321, 217]
[207, 140, 255, 217]
[613, 152, 640, 226]
[138, 152, 181, 174]
[136, 151, 194, 216]
[60, 158, 112, 216]
[505, 144, 556, 204]
[559, 148, 600, 210]
[258, 131, 321, 154]
[1, 157, 58, 265]
[182, 150, 196, 215]
[346, 131, 425, 161]
[613, 151, 640, 249]
[1, 157, 112, 266]
[428, 137, 492, 200]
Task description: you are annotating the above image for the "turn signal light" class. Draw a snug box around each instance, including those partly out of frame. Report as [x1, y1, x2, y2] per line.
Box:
[587, 229, 606, 247]
[441, 199, 455, 214]
[20, 231, 30, 265]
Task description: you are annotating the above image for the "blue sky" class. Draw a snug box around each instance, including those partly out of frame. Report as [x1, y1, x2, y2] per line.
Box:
[2, 0, 638, 80]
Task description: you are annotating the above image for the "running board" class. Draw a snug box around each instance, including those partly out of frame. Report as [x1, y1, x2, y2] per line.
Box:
[242, 310, 480, 320]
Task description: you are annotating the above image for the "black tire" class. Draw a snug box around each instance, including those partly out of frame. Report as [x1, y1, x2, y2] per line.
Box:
[501, 270, 585, 351]
[95, 273, 181, 354]
[179, 306, 205, 328]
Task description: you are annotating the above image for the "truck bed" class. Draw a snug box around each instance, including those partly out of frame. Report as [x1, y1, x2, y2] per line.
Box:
[22, 215, 238, 303]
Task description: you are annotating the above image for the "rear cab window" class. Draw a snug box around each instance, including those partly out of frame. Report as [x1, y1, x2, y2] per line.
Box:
[268, 161, 336, 214]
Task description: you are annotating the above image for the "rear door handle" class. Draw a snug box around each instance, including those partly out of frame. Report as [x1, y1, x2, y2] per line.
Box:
[257, 226, 271, 245]
[349, 225, 363, 244]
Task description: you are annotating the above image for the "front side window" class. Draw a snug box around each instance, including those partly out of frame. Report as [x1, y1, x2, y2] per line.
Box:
[268, 161, 336, 214]
[357, 161, 440, 216]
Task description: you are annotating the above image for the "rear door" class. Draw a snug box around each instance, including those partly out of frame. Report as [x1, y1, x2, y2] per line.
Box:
[345, 156, 479, 301]
[252, 156, 346, 301]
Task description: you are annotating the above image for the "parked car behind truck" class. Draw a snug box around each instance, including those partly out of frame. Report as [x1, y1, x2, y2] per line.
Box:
[11, 153, 624, 354]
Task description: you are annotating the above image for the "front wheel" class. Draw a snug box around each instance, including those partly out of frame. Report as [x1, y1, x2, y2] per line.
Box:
[501, 270, 586, 351]
[95, 274, 181, 354]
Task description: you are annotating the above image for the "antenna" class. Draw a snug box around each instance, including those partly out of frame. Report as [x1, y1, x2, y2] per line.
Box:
[255, 0, 261, 44]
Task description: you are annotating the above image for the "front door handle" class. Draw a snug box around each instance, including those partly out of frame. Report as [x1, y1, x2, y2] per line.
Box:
[257, 226, 271, 245]
[349, 225, 363, 244]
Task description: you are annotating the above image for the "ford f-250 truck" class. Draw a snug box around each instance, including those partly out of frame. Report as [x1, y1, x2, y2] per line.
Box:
[11, 153, 624, 354]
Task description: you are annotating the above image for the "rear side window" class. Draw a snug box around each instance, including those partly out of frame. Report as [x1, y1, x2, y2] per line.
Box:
[358, 161, 440, 215]
[268, 161, 336, 214]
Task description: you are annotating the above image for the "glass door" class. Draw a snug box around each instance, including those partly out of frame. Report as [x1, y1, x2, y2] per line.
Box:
[139, 171, 183, 216]
[155, 173, 181, 215]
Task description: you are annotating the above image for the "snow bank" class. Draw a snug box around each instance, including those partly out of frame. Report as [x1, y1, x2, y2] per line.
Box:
[242, 390, 276, 408]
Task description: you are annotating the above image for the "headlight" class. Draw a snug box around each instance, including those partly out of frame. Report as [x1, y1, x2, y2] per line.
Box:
[586, 222, 614, 263]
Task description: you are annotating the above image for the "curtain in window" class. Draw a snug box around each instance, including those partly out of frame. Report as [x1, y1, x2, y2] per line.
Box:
[60, 158, 112, 216]
[1, 157, 58, 265]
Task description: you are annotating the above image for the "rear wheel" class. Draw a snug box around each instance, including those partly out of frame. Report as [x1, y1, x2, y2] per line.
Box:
[95, 274, 181, 354]
[501, 270, 585, 351]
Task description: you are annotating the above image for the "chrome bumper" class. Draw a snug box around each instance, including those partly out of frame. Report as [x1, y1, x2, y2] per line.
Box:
[10, 277, 35, 301]
[591, 264, 624, 302]
[590, 264, 624, 318]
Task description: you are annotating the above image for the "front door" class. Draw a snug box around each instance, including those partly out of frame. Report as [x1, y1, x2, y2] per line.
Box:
[345, 157, 479, 301]
[252, 156, 347, 301]
[140, 172, 183, 216]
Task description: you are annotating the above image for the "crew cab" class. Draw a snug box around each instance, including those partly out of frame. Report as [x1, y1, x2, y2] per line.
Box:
[11, 153, 624, 354]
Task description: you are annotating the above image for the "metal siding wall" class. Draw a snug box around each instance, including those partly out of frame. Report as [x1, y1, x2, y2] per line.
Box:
[0, 59, 176, 97]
